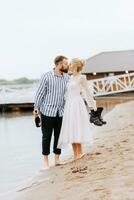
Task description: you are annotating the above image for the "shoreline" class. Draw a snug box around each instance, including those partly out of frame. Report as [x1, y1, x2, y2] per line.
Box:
[0, 92, 134, 113]
[4, 99, 133, 200]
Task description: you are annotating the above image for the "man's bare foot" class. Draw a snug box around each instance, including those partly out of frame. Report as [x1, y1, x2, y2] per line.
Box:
[40, 166, 49, 172]
[55, 154, 61, 166]
[44, 165, 49, 170]
[43, 155, 49, 169]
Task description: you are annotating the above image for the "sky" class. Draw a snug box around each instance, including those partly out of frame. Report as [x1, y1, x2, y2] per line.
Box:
[0, 0, 134, 80]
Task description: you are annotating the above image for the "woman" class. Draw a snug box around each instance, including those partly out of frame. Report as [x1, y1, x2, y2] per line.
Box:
[58, 58, 97, 160]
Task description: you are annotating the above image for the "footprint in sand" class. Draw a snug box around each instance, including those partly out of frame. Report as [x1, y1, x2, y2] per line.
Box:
[95, 152, 102, 155]
[98, 167, 106, 170]
[71, 166, 88, 174]
[98, 145, 105, 148]
[125, 149, 130, 151]
[106, 148, 113, 152]
[122, 139, 128, 143]
[93, 188, 105, 191]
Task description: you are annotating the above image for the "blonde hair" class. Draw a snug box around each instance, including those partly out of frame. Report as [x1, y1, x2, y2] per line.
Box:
[71, 58, 85, 72]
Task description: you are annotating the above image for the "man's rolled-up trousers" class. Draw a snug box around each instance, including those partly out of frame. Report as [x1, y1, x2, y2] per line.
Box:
[41, 112, 62, 155]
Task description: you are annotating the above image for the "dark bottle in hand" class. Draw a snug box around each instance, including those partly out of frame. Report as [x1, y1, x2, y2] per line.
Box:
[34, 111, 41, 127]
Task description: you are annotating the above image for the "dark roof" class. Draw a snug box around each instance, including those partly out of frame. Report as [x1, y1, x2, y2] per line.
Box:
[83, 50, 134, 73]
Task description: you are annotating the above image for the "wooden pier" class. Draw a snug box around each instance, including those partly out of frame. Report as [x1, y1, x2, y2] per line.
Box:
[0, 103, 34, 113]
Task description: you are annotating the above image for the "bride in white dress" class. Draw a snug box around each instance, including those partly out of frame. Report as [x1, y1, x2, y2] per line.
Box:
[58, 58, 97, 159]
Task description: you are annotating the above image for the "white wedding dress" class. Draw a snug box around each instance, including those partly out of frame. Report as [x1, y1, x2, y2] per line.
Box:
[58, 74, 97, 148]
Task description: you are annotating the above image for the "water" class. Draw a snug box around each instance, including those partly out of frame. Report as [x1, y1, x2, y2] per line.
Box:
[0, 84, 36, 104]
[0, 112, 72, 196]
[0, 93, 134, 196]
[0, 113, 42, 194]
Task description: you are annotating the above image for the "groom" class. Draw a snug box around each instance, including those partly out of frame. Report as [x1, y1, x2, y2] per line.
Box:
[33, 55, 70, 169]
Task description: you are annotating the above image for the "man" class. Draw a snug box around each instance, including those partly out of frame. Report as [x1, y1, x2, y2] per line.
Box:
[33, 56, 70, 169]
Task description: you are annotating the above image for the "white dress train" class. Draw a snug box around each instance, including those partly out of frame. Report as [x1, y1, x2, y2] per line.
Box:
[58, 74, 97, 148]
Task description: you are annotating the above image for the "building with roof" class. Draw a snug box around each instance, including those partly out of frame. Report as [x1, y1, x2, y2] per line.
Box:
[83, 50, 134, 80]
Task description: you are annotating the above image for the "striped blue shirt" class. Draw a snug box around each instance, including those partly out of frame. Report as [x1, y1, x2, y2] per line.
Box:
[34, 70, 70, 117]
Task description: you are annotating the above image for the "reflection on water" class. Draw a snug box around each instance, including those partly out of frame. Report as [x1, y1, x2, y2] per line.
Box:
[0, 113, 71, 195]
[0, 113, 42, 194]
[0, 95, 134, 195]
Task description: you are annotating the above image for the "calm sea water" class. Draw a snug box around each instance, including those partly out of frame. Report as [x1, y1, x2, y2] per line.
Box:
[0, 113, 42, 194]
[0, 94, 134, 196]
[0, 112, 72, 196]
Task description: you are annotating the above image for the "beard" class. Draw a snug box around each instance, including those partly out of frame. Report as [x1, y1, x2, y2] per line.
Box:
[60, 67, 69, 73]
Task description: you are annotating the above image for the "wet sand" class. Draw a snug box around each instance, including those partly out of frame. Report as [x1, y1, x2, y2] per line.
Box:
[12, 100, 134, 200]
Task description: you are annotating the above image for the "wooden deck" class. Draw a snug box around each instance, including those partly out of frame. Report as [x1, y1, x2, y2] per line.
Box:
[0, 103, 34, 113]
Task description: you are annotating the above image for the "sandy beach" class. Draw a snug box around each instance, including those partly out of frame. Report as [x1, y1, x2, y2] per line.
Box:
[10, 100, 134, 200]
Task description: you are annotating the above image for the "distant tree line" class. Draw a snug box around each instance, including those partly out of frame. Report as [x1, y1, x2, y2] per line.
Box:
[0, 77, 39, 85]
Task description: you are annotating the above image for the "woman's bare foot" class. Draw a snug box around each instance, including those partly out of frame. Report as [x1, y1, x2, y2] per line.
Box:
[74, 154, 85, 160]
[78, 153, 85, 159]
[73, 155, 78, 160]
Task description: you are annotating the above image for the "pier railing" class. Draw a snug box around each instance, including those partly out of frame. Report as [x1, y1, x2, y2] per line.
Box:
[89, 72, 134, 96]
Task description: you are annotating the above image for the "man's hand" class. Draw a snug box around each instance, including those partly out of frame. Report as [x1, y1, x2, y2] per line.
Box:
[33, 110, 40, 116]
